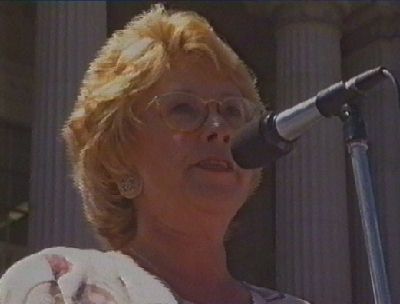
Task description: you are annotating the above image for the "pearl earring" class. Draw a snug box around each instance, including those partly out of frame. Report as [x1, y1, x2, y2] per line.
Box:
[118, 174, 143, 199]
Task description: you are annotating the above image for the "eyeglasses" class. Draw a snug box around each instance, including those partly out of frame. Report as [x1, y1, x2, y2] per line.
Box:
[146, 92, 264, 132]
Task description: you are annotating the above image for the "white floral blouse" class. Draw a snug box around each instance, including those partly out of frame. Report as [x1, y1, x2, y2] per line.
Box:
[0, 247, 309, 304]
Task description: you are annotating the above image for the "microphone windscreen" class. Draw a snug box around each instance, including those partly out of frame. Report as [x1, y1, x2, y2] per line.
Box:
[231, 115, 293, 169]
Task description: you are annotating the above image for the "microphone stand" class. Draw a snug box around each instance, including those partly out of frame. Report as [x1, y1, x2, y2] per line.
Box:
[232, 66, 399, 303]
[340, 102, 392, 304]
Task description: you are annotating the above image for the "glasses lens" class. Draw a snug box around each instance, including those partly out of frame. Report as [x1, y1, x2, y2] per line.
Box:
[157, 93, 205, 131]
[220, 97, 254, 129]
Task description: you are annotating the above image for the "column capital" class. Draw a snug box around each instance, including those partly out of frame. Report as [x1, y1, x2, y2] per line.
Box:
[245, 2, 351, 30]
[342, 3, 400, 55]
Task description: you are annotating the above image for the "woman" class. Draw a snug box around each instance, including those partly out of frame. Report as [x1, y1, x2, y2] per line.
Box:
[0, 5, 309, 304]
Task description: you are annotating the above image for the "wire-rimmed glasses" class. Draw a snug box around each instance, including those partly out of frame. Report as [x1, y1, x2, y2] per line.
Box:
[147, 92, 264, 132]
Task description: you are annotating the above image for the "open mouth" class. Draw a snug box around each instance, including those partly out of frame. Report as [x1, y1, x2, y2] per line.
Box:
[195, 159, 234, 172]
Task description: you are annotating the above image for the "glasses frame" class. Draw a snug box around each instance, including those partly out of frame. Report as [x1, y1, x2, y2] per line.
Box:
[146, 91, 265, 133]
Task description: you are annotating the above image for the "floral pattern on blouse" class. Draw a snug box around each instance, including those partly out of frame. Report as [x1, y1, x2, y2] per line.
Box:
[21, 254, 119, 304]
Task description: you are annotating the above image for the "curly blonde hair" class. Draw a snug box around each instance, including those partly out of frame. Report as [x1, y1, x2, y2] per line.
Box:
[62, 4, 262, 250]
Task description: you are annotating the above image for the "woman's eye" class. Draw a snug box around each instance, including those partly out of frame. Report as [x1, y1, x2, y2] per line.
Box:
[223, 105, 242, 117]
[171, 102, 197, 116]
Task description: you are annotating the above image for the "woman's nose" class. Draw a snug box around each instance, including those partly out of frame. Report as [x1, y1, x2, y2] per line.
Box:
[200, 110, 232, 144]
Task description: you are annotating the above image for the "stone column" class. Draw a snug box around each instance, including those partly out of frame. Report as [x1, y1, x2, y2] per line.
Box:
[342, 4, 400, 304]
[273, 3, 352, 303]
[29, 2, 106, 251]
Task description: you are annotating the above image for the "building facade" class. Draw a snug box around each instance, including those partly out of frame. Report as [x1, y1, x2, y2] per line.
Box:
[0, 2, 399, 303]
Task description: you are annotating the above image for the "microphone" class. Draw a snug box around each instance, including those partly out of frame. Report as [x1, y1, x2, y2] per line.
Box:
[232, 67, 388, 169]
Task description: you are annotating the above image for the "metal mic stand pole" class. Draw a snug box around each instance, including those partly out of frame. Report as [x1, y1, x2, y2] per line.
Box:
[340, 103, 392, 304]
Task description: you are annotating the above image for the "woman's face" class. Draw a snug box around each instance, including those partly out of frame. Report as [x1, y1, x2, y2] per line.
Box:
[130, 54, 258, 221]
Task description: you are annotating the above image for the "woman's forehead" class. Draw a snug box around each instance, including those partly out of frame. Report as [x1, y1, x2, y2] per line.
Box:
[132, 54, 243, 112]
[153, 55, 241, 96]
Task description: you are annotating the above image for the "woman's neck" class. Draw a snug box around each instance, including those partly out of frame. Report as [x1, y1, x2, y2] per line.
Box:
[131, 214, 231, 281]
[122, 212, 250, 304]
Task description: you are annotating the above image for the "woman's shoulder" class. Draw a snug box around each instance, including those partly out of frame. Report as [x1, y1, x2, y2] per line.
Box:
[243, 281, 311, 304]
[0, 247, 178, 304]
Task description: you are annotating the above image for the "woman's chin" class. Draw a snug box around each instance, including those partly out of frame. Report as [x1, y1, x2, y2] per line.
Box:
[186, 168, 250, 206]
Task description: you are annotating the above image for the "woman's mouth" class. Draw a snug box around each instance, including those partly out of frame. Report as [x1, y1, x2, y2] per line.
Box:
[195, 159, 234, 172]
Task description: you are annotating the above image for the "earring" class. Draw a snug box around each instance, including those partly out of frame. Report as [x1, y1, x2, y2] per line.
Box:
[118, 173, 143, 199]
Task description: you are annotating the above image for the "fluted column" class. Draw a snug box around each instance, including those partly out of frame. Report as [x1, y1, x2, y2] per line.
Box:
[29, 2, 106, 251]
[342, 4, 400, 304]
[273, 3, 352, 303]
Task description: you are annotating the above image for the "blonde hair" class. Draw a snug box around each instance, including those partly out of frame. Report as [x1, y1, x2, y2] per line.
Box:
[63, 4, 262, 249]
